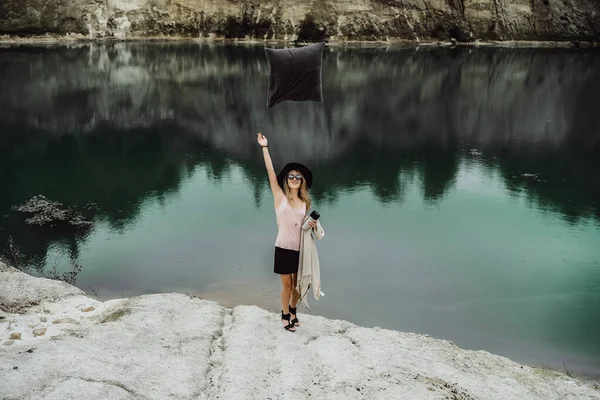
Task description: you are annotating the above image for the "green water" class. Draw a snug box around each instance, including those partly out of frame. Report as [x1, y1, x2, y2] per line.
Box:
[0, 43, 599, 378]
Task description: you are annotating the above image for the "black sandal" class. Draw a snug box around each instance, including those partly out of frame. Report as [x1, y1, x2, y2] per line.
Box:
[281, 311, 296, 332]
[289, 306, 300, 327]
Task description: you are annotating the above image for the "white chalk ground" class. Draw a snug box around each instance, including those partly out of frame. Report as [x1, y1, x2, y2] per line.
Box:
[1, 262, 599, 400]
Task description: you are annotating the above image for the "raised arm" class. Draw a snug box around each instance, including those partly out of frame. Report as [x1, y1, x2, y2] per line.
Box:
[257, 132, 284, 207]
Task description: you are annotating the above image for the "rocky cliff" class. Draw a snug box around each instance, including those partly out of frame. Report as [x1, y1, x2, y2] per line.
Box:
[0, 0, 599, 43]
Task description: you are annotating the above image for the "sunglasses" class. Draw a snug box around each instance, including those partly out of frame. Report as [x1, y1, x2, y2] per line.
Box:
[287, 174, 303, 181]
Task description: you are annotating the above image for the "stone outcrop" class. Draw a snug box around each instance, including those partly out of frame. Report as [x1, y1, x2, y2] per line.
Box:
[0, 0, 599, 43]
[0, 262, 84, 313]
[1, 262, 600, 399]
[12, 195, 93, 228]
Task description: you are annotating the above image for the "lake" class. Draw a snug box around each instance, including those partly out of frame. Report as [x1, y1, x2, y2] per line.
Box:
[0, 42, 599, 378]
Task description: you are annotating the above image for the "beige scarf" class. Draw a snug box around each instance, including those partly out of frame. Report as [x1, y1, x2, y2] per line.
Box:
[296, 213, 325, 311]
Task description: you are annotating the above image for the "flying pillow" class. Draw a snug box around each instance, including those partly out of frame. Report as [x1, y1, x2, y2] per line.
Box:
[264, 42, 325, 108]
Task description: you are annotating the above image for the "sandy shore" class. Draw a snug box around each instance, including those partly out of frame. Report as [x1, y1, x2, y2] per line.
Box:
[1, 262, 599, 399]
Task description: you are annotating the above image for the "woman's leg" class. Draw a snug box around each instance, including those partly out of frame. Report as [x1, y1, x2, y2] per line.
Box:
[280, 274, 295, 331]
[289, 273, 300, 326]
[290, 273, 300, 308]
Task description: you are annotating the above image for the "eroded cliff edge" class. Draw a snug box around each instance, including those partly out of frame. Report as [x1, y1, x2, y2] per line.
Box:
[1, 0, 599, 43]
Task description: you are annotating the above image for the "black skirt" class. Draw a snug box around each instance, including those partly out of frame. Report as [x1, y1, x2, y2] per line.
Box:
[274, 246, 300, 275]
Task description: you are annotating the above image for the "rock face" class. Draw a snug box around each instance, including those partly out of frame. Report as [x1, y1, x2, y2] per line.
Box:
[0, 0, 599, 42]
[0, 261, 84, 313]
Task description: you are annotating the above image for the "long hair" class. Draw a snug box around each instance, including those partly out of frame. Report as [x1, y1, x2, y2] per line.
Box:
[283, 173, 312, 211]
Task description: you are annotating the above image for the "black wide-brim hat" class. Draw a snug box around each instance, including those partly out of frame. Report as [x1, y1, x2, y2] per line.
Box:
[277, 162, 313, 189]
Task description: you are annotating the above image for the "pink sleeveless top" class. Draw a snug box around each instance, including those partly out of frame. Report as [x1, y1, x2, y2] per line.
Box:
[274, 197, 306, 251]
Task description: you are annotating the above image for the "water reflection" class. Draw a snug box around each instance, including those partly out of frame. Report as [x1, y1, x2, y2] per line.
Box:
[0, 42, 599, 263]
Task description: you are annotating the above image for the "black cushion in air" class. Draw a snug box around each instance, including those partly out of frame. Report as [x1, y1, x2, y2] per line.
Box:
[264, 42, 325, 108]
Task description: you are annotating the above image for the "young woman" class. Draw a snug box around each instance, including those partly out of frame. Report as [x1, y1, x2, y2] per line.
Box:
[257, 132, 317, 332]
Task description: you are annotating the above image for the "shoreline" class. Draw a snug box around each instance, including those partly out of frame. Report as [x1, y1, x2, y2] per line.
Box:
[2, 262, 600, 399]
[1, 34, 599, 49]
[137, 287, 600, 381]
[63, 280, 600, 382]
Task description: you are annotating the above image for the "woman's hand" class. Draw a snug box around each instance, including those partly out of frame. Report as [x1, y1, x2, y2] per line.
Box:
[308, 220, 317, 229]
[257, 131, 283, 204]
[257, 132, 268, 147]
